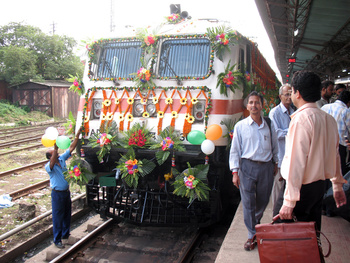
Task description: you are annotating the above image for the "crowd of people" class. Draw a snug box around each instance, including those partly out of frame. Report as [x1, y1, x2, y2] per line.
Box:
[230, 71, 348, 253]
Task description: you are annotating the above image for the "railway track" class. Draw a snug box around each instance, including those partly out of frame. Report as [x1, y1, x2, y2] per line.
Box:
[46, 220, 202, 263]
[0, 160, 47, 178]
[0, 142, 43, 156]
[9, 179, 50, 200]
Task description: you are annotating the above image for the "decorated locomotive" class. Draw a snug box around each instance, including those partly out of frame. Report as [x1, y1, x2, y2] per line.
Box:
[73, 9, 278, 227]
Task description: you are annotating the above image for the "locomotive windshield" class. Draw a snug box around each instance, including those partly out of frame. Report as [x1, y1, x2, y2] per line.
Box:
[92, 41, 142, 80]
[158, 38, 211, 78]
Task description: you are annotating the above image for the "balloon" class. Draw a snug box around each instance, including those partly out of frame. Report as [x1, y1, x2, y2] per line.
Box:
[56, 135, 71, 150]
[187, 130, 206, 145]
[45, 127, 59, 140]
[205, 124, 223, 141]
[201, 139, 215, 155]
[41, 134, 56, 147]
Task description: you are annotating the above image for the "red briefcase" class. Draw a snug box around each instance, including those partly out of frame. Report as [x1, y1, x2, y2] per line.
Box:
[254, 215, 331, 263]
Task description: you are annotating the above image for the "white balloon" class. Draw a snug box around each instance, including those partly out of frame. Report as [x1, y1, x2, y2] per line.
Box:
[45, 127, 59, 140]
[201, 139, 215, 155]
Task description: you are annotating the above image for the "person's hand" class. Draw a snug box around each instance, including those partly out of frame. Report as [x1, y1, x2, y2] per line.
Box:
[273, 163, 278, 176]
[334, 189, 347, 208]
[54, 143, 58, 151]
[232, 172, 240, 189]
[279, 205, 294, 220]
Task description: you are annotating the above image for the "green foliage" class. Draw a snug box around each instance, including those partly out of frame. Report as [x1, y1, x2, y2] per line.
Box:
[0, 101, 51, 125]
[216, 60, 242, 96]
[116, 148, 156, 188]
[0, 22, 84, 85]
[172, 163, 211, 203]
[63, 111, 76, 136]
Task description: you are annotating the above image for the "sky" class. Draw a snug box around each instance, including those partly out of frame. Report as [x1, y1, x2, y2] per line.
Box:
[0, 0, 281, 81]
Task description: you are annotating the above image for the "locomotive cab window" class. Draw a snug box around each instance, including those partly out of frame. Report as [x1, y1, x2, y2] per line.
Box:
[158, 38, 211, 78]
[91, 41, 142, 80]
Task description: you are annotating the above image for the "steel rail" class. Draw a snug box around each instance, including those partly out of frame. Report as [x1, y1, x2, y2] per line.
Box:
[177, 229, 205, 263]
[0, 135, 42, 149]
[0, 143, 43, 156]
[0, 160, 48, 178]
[0, 121, 64, 134]
[49, 218, 114, 263]
[0, 193, 86, 242]
[9, 179, 50, 200]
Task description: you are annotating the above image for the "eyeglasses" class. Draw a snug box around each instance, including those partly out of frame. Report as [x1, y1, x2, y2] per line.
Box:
[282, 93, 291, 97]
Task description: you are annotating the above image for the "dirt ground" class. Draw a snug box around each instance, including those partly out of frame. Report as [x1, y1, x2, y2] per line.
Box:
[0, 145, 85, 256]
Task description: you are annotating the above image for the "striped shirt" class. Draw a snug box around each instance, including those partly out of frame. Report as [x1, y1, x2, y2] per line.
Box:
[321, 100, 350, 146]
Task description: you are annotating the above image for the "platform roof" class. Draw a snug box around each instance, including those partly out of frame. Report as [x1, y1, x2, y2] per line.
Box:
[255, 0, 350, 83]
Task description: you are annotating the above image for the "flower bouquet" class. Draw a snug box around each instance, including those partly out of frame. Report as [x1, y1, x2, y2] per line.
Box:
[216, 60, 242, 96]
[172, 163, 211, 203]
[150, 126, 185, 165]
[64, 155, 96, 188]
[63, 111, 76, 136]
[67, 74, 85, 96]
[119, 122, 154, 149]
[132, 66, 155, 89]
[136, 28, 158, 54]
[116, 148, 156, 188]
[206, 26, 239, 61]
[88, 121, 119, 163]
[166, 13, 182, 24]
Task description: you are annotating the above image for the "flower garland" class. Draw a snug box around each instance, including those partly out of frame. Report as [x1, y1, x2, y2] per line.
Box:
[67, 74, 85, 96]
[150, 126, 185, 165]
[88, 121, 119, 163]
[64, 155, 96, 188]
[116, 148, 156, 188]
[81, 86, 212, 139]
[172, 162, 211, 203]
[216, 60, 242, 96]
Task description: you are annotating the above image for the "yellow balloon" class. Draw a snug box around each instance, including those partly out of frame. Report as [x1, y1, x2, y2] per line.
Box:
[205, 124, 223, 141]
[41, 134, 56, 147]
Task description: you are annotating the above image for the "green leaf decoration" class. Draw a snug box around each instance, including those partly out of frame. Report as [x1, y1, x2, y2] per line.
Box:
[206, 26, 241, 61]
[155, 150, 171, 166]
[88, 121, 119, 163]
[172, 162, 211, 203]
[64, 154, 96, 188]
[216, 60, 242, 96]
[116, 148, 156, 188]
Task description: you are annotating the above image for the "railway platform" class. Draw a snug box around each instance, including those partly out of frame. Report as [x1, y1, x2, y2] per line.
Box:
[215, 199, 350, 263]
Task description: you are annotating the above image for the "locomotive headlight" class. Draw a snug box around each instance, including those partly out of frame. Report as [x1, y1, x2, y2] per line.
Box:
[133, 102, 145, 117]
[146, 103, 157, 116]
[92, 99, 102, 120]
[193, 100, 205, 122]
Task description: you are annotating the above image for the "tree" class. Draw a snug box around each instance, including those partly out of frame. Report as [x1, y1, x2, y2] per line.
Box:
[0, 22, 84, 85]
